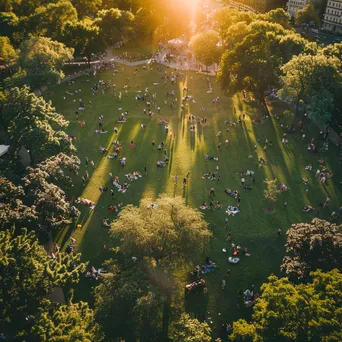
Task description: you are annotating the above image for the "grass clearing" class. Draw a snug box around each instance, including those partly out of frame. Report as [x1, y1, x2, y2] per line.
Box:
[46, 64, 342, 337]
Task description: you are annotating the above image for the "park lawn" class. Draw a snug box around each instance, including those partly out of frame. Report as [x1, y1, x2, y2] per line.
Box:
[46, 64, 342, 338]
[113, 38, 159, 59]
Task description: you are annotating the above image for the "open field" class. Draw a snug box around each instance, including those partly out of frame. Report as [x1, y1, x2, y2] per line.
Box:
[46, 63, 342, 338]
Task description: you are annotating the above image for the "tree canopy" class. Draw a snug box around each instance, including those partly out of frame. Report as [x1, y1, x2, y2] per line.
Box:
[189, 30, 221, 68]
[1, 86, 74, 165]
[0, 228, 87, 339]
[231, 270, 342, 341]
[280, 52, 342, 122]
[281, 218, 342, 280]
[0, 36, 17, 67]
[171, 313, 212, 342]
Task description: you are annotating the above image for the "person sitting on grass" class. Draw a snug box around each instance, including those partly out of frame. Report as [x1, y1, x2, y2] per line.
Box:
[303, 205, 313, 212]
[200, 202, 209, 210]
[302, 178, 309, 184]
[305, 164, 313, 171]
[102, 219, 111, 227]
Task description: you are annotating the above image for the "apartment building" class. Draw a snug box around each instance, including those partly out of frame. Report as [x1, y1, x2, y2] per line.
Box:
[287, 0, 309, 17]
[322, 0, 342, 33]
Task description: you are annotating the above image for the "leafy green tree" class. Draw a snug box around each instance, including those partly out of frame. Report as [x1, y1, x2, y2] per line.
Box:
[109, 195, 211, 338]
[0, 176, 37, 231]
[1, 86, 74, 165]
[62, 22, 106, 64]
[0, 11, 19, 42]
[0, 36, 17, 67]
[23, 166, 80, 231]
[249, 270, 342, 341]
[28, 0, 78, 39]
[31, 299, 103, 341]
[94, 8, 134, 46]
[280, 53, 342, 122]
[72, 0, 102, 18]
[189, 30, 221, 69]
[171, 313, 212, 342]
[295, 1, 320, 27]
[229, 319, 257, 342]
[134, 7, 159, 38]
[263, 178, 280, 208]
[213, 8, 255, 44]
[259, 8, 291, 29]
[281, 218, 342, 281]
[95, 259, 165, 341]
[320, 42, 342, 61]
[14, 37, 74, 90]
[0, 228, 87, 339]
[35, 153, 80, 191]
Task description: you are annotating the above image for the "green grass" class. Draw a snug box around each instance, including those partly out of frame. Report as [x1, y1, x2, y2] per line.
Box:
[46, 65, 342, 339]
[113, 39, 159, 60]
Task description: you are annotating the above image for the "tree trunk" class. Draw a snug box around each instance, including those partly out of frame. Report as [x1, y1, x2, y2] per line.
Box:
[28, 148, 35, 166]
[161, 298, 171, 340]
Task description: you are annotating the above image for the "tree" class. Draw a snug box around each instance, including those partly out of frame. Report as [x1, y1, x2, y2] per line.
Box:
[295, 1, 320, 27]
[280, 53, 342, 122]
[171, 313, 212, 342]
[263, 178, 280, 208]
[134, 7, 159, 38]
[0, 176, 37, 231]
[35, 153, 80, 191]
[0, 228, 87, 339]
[218, 21, 307, 115]
[62, 22, 106, 64]
[31, 299, 103, 341]
[189, 30, 221, 69]
[242, 270, 342, 341]
[229, 319, 257, 342]
[28, 0, 78, 39]
[0, 11, 19, 43]
[23, 166, 80, 232]
[16, 37, 74, 89]
[281, 218, 342, 281]
[95, 259, 165, 341]
[109, 195, 211, 338]
[1, 86, 74, 165]
[0, 36, 17, 67]
[72, 0, 102, 18]
[260, 8, 291, 29]
[94, 8, 134, 46]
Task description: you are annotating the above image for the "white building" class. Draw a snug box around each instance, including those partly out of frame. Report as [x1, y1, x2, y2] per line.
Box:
[287, 0, 309, 18]
[322, 0, 342, 33]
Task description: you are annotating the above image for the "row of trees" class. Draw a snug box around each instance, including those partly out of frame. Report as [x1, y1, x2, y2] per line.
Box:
[229, 218, 342, 341]
[0, 228, 102, 341]
[189, 8, 342, 124]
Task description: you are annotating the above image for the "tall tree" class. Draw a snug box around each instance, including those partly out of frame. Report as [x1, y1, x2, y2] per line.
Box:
[280, 53, 342, 122]
[189, 30, 221, 69]
[0, 176, 37, 231]
[94, 8, 134, 46]
[71, 0, 102, 18]
[15, 37, 74, 90]
[295, 0, 320, 27]
[23, 166, 80, 232]
[0, 36, 17, 67]
[109, 195, 211, 338]
[95, 259, 165, 341]
[62, 22, 106, 64]
[281, 218, 342, 281]
[28, 0, 78, 39]
[171, 313, 212, 342]
[218, 21, 306, 114]
[31, 299, 103, 341]
[237, 270, 342, 341]
[1, 86, 74, 165]
[0, 228, 87, 339]
[229, 319, 257, 342]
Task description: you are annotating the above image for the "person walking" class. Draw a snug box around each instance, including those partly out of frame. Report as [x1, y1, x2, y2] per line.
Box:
[85, 157, 89, 167]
